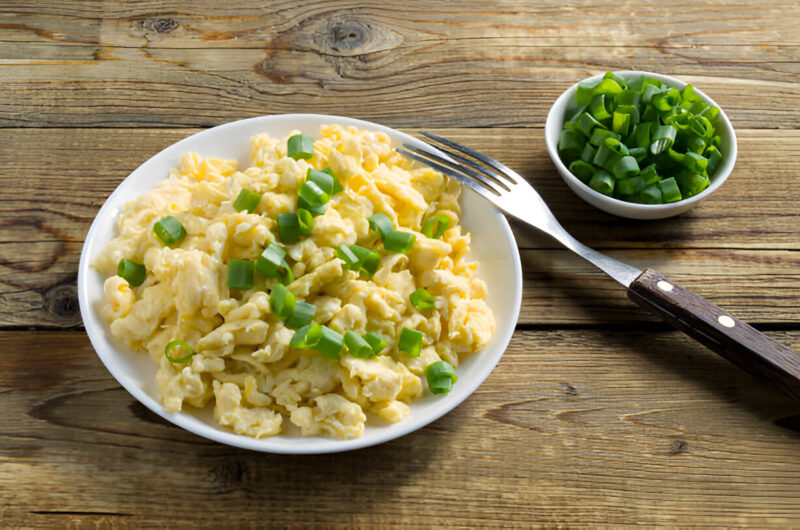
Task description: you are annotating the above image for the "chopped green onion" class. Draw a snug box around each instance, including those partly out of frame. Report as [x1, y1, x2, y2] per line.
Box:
[269, 284, 296, 321]
[589, 170, 615, 196]
[559, 72, 722, 205]
[640, 163, 660, 186]
[578, 112, 607, 137]
[350, 245, 381, 275]
[297, 208, 313, 236]
[658, 177, 683, 203]
[628, 147, 647, 163]
[256, 243, 293, 285]
[117, 258, 146, 287]
[337, 244, 381, 276]
[285, 301, 315, 329]
[603, 71, 628, 89]
[651, 88, 681, 112]
[580, 143, 597, 164]
[616, 176, 645, 196]
[291, 324, 344, 359]
[589, 94, 613, 121]
[638, 184, 663, 204]
[164, 339, 196, 364]
[336, 244, 360, 269]
[383, 230, 415, 254]
[297, 196, 327, 217]
[650, 125, 677, 155]
[576, 82, 595, 106]
[323, 167, 345, 194]
[290, 324, 320, 349]
[675, 171, 710, 198]
[421, 214, 450, 239]
[316, 326, 344, 359]
[287, 134, 314, 160]
[153, 216, 186, 245]
[611, 156, 640, 180]
[233, 189, 262, 213]
[364, 332, 387, 355]
[398, 327, 423, 357]
[367, 213, 394, 239]
[618, 89, 641, 107]
[612, 111, 631, 136]
[307, 168, 336, 196]
[604, 137, 629, 157]
[425, 360, 458, 395]
[589, 128, 619, 147]
[344, 331, 374, 359]
[592, 77, 623, 97]
[633, 122, 652, 149]
[227, 259, 254, 290]
[298, 180, 329, 209]
[706, 145, 723, 175]
[569, 160, 595, 183]
[277, 213, 301, 244]
[558, 130, 584, 163]
[410, 288, 436, 310]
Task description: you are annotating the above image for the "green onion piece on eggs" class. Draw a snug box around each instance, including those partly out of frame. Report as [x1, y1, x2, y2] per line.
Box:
[421, 214, 450, 239]
[399, 327, 423, 357]
[284, 301, 315, 329]
[256, 243, 293, 285]
[233, 189, 262, 213]
[164, 339, 196, 364]
[409, 288, 436, 310]
[364, 332, 387, 355]
[269, 284, 296, 321]
[287, 134, 314, 160]
[227, 259, 254, 290]
[344, 331, 375, 359]
[153, 216, 186, 245]
[425, 361, 458, 395]
[117, 258, 146, 287]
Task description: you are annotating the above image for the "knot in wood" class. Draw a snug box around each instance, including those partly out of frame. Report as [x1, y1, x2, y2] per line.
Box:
[329, 22, 368, 52]
[142, 18, 178, 34]
[44, 283, 79, 324]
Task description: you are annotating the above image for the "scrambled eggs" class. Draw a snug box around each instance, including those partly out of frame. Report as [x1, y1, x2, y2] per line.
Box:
[95, 125, 495, 439]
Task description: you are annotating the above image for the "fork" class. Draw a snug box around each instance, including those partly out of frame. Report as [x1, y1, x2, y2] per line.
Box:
[398, 131, 800, 400]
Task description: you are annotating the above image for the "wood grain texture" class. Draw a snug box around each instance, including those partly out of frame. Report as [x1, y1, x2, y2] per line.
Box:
[2, 127, 798, 328]
[2, 1, 800, 128]
[2, 330, 800, 527]
[3, 1, 800, 526]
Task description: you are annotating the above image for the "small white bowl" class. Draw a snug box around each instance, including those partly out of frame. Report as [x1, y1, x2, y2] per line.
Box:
[544, 71, 737, 219]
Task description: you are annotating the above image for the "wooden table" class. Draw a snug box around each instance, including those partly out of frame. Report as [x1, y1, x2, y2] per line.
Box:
[3, 1, 800, 526]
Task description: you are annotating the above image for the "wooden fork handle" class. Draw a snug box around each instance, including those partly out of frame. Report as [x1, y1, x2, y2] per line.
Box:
[627, 269, 800, 400]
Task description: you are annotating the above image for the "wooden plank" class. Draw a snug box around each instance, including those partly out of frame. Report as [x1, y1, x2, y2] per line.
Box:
[2, 1, 800, 128]
[3, 1, 800, 49]
[2, 329, 800, 527]
[2, 127, 799, 327]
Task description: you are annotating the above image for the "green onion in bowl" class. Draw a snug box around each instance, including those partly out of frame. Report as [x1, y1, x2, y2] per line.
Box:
[557, 72, 723, 205]
[545, 72, 736, 219]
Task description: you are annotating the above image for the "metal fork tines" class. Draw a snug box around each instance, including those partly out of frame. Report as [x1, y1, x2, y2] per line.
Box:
[397, 131, 641, 287]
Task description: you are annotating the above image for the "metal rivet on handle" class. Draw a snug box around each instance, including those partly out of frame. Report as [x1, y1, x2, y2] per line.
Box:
[656, 280, 674, 292]
[718, 315, 735, 328]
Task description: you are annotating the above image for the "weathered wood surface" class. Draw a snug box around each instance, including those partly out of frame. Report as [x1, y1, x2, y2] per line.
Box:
[2, 2, 800, 128]
[3, 0, 800, 527]
[2, 330, 800, 527]
[2, 128, 798, 328]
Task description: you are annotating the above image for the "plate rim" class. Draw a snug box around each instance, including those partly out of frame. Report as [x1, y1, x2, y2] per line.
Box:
[77, 113, 523, 454]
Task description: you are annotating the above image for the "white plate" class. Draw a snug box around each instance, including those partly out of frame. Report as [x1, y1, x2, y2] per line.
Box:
[78, 114, 522, 454]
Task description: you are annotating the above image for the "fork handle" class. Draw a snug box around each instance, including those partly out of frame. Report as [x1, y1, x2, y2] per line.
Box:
[627, 269, 800, 400]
